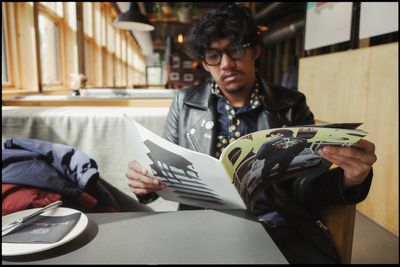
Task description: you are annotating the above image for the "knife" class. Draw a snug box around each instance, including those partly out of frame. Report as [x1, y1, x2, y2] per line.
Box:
[2, 200, 63, 235]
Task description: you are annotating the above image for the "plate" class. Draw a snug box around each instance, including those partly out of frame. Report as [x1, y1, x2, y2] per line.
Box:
[2, 207, 88, 256]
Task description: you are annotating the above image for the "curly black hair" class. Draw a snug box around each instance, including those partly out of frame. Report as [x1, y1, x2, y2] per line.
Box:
[184, 3, 262, 61]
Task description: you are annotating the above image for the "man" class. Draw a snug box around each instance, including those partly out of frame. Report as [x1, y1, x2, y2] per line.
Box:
[125, 3, 376, 263]
[249, 129, 307, 194]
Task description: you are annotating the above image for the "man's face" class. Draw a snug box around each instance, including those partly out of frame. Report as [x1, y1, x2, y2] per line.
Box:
[202, 39, 261, 96]
[270, 133, 283, 140]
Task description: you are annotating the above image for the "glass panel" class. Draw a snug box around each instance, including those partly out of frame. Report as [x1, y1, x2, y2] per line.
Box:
[2, 8, 9, 83]
[38, 14, 60, 85]
[83, 2, 93, 38]
[84, 39, 90, 84]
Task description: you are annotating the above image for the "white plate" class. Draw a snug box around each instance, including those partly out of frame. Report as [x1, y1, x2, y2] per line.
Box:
[2, 207, 88, 256]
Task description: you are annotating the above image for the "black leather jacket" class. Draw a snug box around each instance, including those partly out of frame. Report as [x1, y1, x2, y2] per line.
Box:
[140, 74, 372, 214]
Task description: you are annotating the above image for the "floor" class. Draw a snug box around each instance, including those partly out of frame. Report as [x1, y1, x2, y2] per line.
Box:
[351, 211, 399, 264]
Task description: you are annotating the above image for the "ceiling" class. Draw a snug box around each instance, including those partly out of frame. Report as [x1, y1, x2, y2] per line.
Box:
[115, 2, 306, 55]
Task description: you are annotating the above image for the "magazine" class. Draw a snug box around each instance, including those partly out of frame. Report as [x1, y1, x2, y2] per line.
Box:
[123, 114, 368, 211]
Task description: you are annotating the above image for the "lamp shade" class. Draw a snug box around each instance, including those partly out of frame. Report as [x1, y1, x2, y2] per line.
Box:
[113, 2, 154, 32]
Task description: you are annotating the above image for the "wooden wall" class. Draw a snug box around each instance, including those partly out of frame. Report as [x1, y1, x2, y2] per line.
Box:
[298, 42, 399, 236]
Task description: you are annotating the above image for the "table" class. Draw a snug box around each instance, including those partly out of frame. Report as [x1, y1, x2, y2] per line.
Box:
[2, 209, 288, 264]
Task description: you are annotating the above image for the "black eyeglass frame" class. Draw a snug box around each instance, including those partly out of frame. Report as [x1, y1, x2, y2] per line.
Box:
[202, 43, 252, 66]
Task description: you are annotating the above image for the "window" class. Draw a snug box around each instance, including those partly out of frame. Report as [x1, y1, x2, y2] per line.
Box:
[83, 2, 93, 86]
[2, 2, 146, 96]
[38, 13, 60, 85]
[38, 2, 64, 88]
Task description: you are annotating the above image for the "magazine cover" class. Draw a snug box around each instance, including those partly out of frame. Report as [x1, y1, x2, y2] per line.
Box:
[123, 114, 368, 210]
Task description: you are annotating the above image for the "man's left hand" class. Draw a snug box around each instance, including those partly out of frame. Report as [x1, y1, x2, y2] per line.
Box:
[318, 139, 377, 189]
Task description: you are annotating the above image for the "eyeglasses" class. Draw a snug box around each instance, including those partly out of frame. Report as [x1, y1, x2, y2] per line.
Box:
[203, 43, 251, 66]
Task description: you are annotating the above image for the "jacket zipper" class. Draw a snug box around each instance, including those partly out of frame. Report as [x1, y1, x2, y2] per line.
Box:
[316, 220, 334, 243]
[316, 220, 328, 231]
[186, 132, 201, 152]
[316, 220, 340, 260]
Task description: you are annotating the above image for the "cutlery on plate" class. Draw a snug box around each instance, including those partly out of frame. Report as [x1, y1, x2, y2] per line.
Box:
[2, 200, 63, 235]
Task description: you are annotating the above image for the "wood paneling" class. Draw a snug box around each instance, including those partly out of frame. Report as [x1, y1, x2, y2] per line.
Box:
[298, 42, 399, 236]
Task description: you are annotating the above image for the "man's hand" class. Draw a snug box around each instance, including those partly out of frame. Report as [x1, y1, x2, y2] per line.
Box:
[125, 161, 166, 195]
[318, 139, 377, 189]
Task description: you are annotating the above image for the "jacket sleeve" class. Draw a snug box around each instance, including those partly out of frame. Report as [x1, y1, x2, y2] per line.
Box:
[285, 89, 315, 127]
[283, 167, 373, 211]
[271, 85, 315, 127]
[292, 91, 315, 126]
[255, 142, 272, 160]
[162, 90, 182, 144]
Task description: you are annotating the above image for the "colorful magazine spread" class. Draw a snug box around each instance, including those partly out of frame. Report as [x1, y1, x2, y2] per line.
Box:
[123, 114, 368, 211]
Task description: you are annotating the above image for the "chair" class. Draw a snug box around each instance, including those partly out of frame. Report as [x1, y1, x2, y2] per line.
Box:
[318, 204, 357, 264]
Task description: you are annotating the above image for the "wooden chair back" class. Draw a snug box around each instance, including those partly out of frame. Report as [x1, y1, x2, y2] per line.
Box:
[318, 204, 357, 264]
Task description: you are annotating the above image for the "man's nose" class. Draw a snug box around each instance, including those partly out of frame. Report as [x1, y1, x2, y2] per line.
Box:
[220, 52, 236, 69]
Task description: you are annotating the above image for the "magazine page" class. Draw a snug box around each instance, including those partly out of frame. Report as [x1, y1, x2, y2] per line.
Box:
[123, 114, 246, 210]
[219, 126, 369, 210]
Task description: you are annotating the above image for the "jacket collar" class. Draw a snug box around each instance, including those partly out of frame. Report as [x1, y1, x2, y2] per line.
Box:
[183, 73, 294, 111]
[257, 73, 294, 111]
[183, 83, 214, 110]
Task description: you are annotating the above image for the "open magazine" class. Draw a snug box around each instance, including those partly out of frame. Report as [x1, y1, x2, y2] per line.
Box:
[123, 114, 368, 211]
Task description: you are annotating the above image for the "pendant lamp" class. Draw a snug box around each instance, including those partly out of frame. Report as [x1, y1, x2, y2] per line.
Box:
[113, 2, 154, 31]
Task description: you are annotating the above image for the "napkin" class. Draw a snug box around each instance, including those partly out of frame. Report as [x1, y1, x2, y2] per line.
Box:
[2, 213, 81, 243]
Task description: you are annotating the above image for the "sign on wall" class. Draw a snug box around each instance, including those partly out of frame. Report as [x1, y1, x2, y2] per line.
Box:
[304, 2, 353, 50]
[359, 2, 399, 39]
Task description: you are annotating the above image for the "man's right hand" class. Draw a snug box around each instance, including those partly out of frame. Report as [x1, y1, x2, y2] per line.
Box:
[125, 161, 166, 195]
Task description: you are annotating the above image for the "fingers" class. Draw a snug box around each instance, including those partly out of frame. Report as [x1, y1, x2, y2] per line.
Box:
[125, 161, 166, 196]
[319, 140, 376, 166]
[127, 179, 166, 195]
[318, 139, 377, 187]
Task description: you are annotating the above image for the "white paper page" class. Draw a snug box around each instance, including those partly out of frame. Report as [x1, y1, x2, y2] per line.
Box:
[123, 114, 246, 210]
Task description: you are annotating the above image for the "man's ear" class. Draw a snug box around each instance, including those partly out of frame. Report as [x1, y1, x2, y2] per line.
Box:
[253, 44, 261, 59]
[202, 61, 210, 72]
